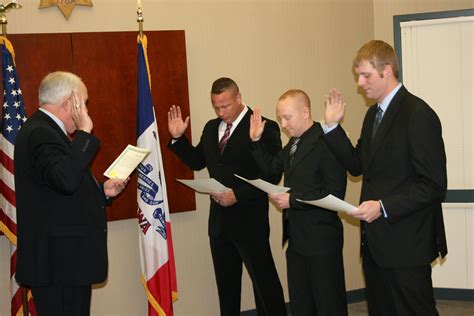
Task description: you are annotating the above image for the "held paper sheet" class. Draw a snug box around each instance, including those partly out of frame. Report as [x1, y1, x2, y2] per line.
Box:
[297, 194, 357, 213]
[234, 174, 290, 194]
[176, 178, 230, 194]
[104, 145, 150, 179]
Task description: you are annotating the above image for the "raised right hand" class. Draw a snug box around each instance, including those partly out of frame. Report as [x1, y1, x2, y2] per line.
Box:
[249, 107, 266, 141]
[324, 88, 346, 127]
[71, 90, 93, 133]
[168, 105, 190, 139]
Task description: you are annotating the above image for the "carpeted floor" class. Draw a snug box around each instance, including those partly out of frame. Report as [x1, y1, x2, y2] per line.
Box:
[348, 300, 474, 316]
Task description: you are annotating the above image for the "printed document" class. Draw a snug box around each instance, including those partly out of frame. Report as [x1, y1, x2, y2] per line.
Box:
[176, 178, 230, 194]
[297, 194, 357, 213]
[104, 145, 150, 179]
[234, 174, 290, 194]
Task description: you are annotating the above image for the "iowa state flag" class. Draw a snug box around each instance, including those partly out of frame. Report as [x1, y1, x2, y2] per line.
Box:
[136, 35, 178, 316]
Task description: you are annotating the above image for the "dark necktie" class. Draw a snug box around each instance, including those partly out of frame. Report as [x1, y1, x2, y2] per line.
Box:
[372, 106, 383, 139]
[219, 123, 233, 154]
[289, 137, 300, 165]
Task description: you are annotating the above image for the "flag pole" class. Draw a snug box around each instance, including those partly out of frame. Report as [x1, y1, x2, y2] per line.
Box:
[137, 0, 144, 39]
[0, 1, 22, 37]
[0, 3, 29, 315]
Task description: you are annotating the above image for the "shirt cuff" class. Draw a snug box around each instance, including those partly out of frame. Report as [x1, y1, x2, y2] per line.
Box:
[379, 200, 388, 218]
[322, 123, 339, 134]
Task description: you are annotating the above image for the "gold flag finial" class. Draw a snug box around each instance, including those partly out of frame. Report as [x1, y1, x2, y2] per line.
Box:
[0, 1, 22, 37]
[137, 0, 144, 39]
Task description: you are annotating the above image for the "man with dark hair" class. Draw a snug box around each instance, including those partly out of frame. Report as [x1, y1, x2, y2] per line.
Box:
[168, 77, 286, 315]
[250, 89, 348, 316]
[324, 40, 447, 315]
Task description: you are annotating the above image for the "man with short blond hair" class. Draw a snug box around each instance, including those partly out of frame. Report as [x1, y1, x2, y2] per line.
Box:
[324, 40, 447, 315]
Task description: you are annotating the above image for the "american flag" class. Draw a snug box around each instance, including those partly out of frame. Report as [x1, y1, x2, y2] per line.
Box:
[0, 38, 36, 316]
[136, 34, 178, 316]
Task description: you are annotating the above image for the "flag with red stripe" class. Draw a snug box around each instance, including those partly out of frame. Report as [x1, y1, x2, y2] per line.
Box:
[136, 34, 178, 316]
[0, 36, 37, 316]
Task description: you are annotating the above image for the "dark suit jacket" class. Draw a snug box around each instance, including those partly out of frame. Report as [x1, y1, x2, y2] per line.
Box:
[168, 108, 282, 241]
[324, 85, 447, 268]
[252, 122, 347, 256]
[14, 110, 109, 286]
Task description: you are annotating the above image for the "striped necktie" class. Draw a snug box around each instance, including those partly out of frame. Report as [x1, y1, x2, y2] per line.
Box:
[372, 106, 383, 139]
[219, 123, 233, 154]
[289, 137, 300, 165]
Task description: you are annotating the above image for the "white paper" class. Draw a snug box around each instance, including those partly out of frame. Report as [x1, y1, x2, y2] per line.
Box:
[234, 174, 290, 194]
[103, 145, 150, 179]
[176, 178, 231, 194]
[297, 194, 357, 214]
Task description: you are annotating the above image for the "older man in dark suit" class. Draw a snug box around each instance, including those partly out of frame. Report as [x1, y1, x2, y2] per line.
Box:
[14, 71, 128, 316]
[323, 40, 447, 316]
[249, 89, 348, 316]
[167, 77, 286, 316]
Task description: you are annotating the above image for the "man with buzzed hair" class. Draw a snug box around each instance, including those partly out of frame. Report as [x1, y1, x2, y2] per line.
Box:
[168, 77, 286, 315]
[250, 89, 348, 315]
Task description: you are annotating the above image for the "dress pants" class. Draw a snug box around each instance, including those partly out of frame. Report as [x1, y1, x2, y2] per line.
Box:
[363, 248, 438, 316]
[210, 235, 287, 316]
[31, 284, 92, 316]
[286, 247, 347, 316]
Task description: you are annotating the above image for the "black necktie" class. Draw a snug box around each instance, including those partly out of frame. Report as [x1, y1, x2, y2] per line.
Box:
[219, 123, 233, 154]
[289, 137, 300, 165]
[372, 106, 383, 139]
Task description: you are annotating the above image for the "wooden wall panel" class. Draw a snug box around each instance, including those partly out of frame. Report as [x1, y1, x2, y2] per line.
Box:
[4, 31, 195, 221]
[8, 33, 74, 117]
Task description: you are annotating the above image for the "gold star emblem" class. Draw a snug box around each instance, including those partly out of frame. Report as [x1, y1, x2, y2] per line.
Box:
[39, 0, 93, 20]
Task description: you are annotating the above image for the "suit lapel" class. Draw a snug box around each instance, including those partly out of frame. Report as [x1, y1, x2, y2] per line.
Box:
[207, 119, 221, 155]
[368, 86, 407, 165]
[286, 123, 322, 177]
[219, 109, 251, 156]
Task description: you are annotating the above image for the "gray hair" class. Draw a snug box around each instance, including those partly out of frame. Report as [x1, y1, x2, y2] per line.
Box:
[38, 71, 83, 105]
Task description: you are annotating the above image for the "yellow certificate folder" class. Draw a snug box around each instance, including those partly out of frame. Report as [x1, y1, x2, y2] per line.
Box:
[103, 145, 150, 179]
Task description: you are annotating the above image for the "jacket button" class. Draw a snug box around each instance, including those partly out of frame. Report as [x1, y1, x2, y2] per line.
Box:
[365, 177, 370, 183]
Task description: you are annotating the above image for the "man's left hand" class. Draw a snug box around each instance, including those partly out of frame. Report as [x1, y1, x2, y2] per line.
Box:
[104, 178, 129, 197]
[269, 192, 290, 209]
[211, 190, 237, 207]
[351, 200, 382, 223]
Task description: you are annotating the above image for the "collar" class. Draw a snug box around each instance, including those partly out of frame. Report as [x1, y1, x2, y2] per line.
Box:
[39, 107, 67, 135]
[219, 104, 248, 130]
[378, 82, 402, 112]
[294, 121, 316, 143]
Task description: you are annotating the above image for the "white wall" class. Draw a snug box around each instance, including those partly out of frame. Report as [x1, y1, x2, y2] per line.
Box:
[1, 1, 373, 314]
[1, 0, 471, 315]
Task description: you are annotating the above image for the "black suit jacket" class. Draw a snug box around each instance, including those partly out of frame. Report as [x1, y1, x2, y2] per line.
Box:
[252, 123, 346, 255]
[168, 108, 282, 241]
[14, 110, 109, 286]
[324, 86, 447, 268]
